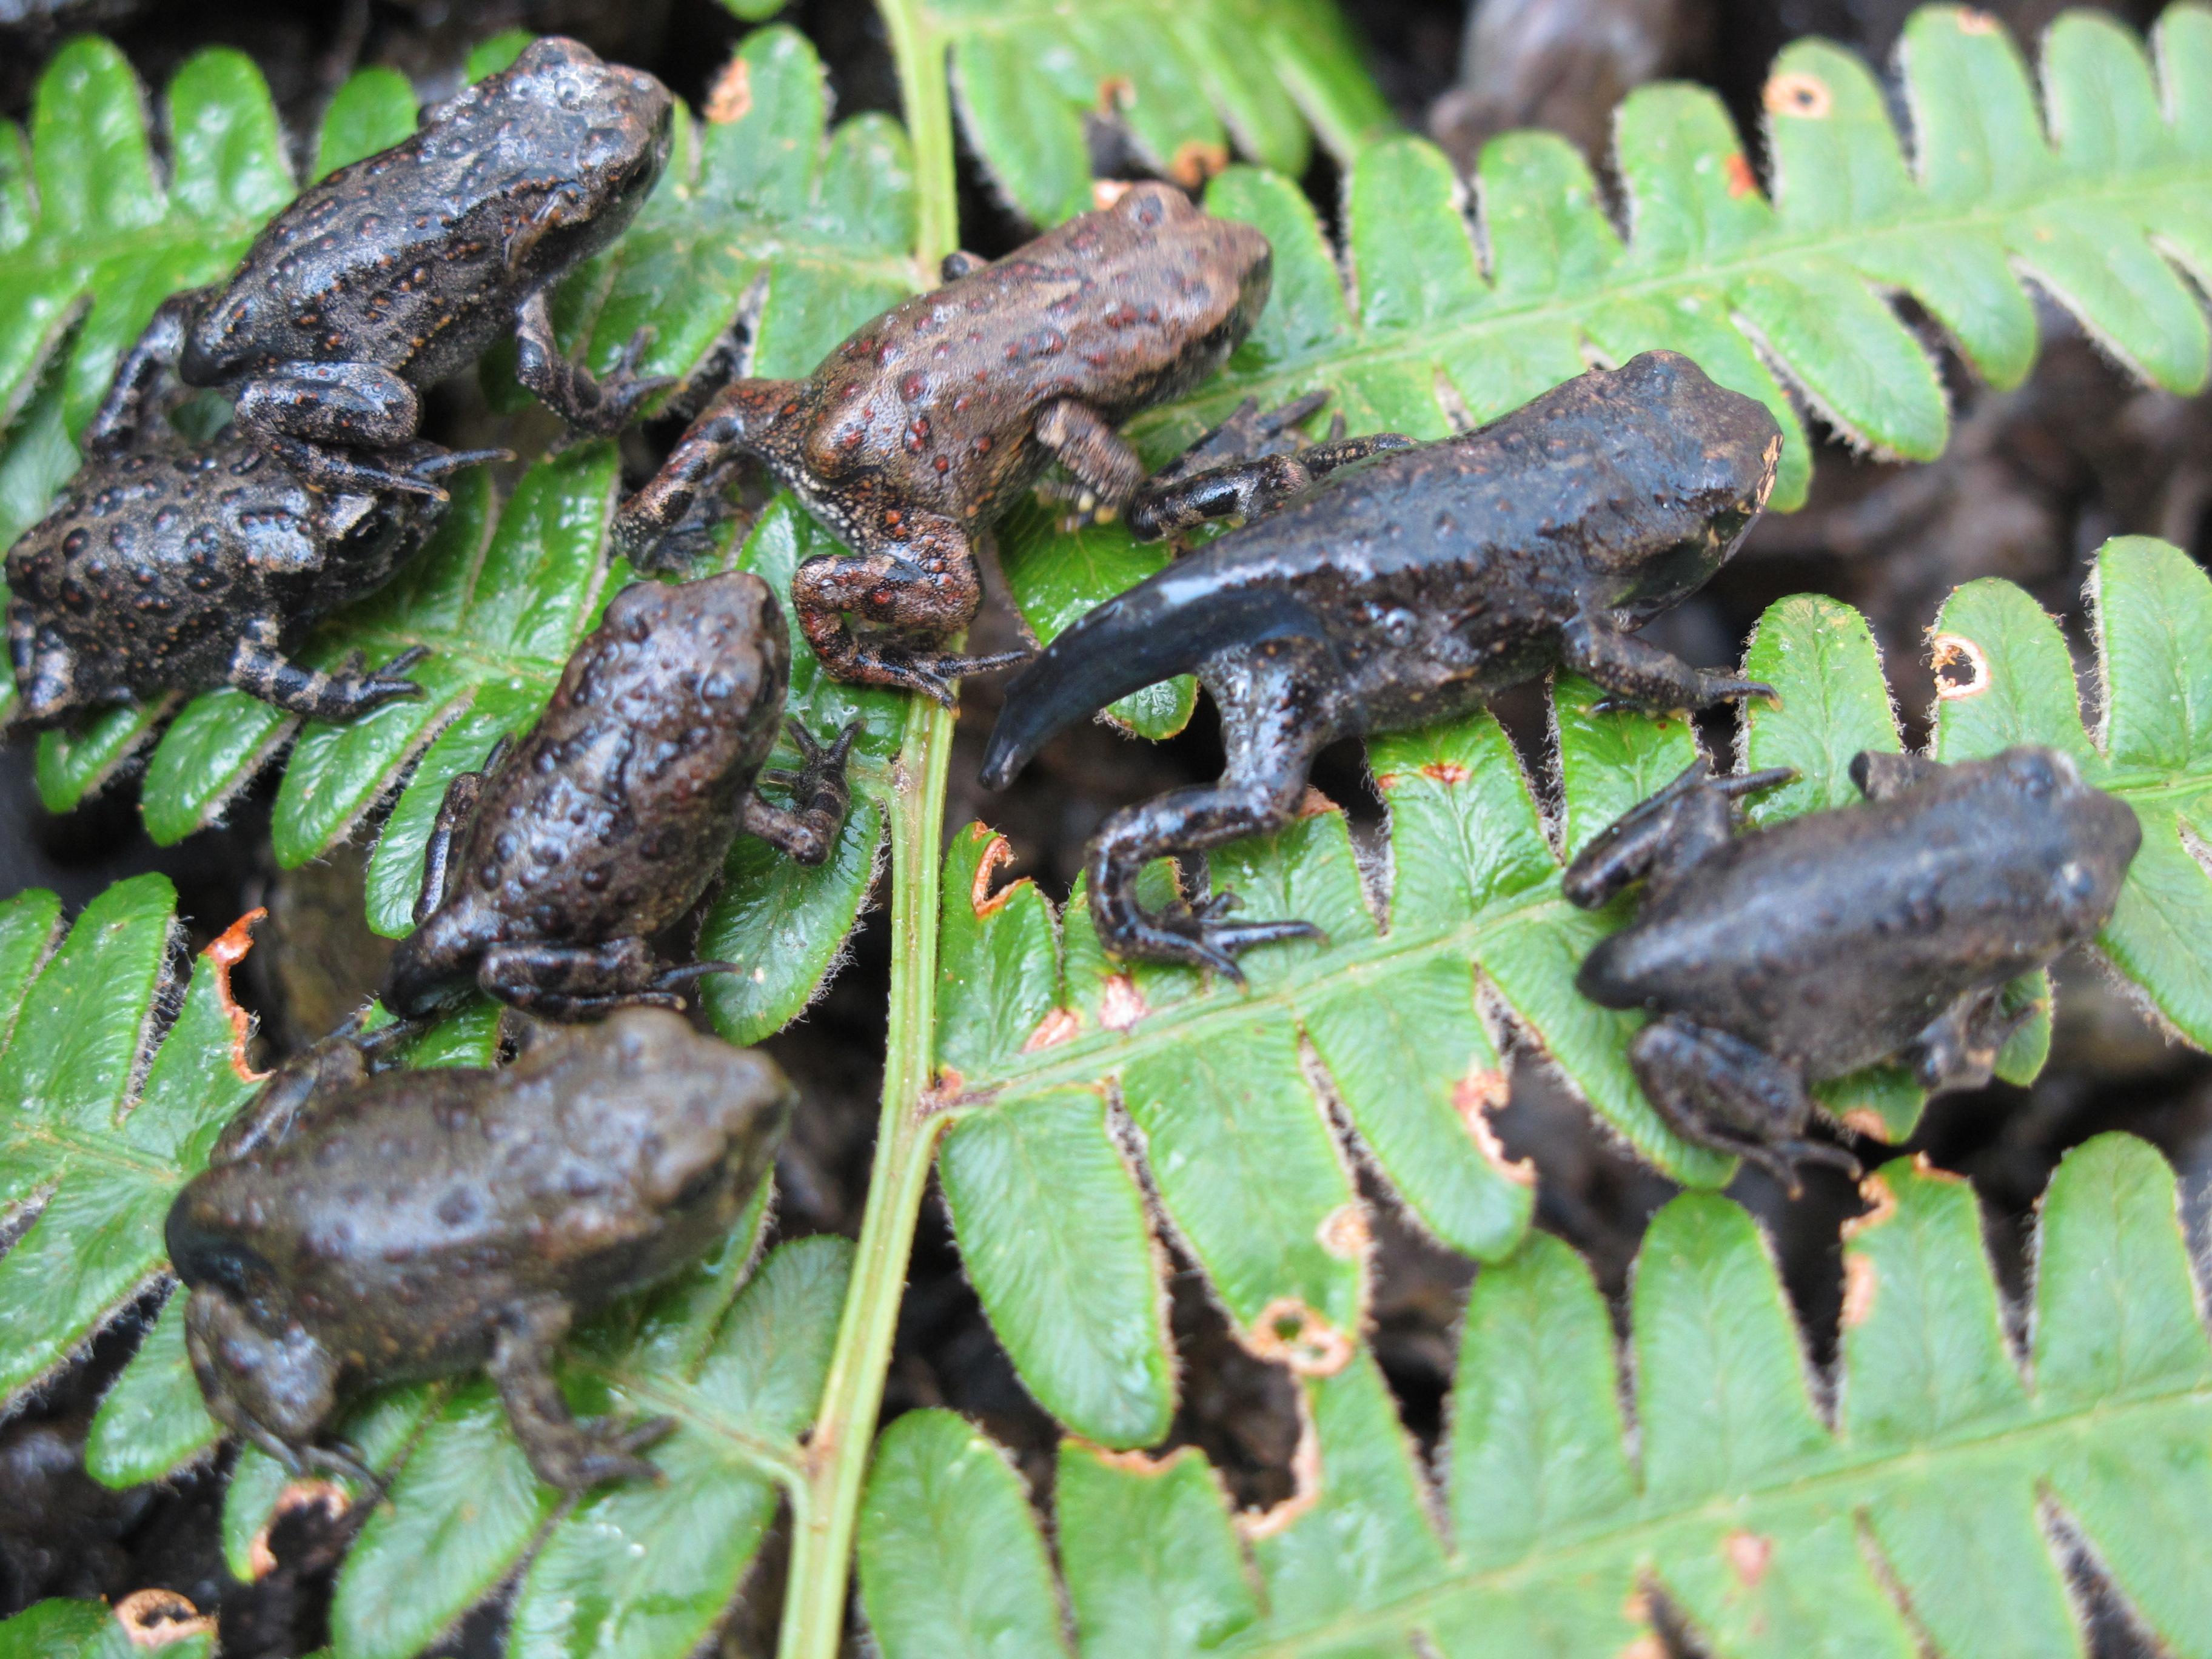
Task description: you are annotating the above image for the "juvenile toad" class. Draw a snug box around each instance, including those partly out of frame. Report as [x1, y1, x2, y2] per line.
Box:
[5, 406, 477, 727]
[981, 350, 1781, 975]
[1566, 747, 2139, 1189]
[99, 37, 672, 499]
[166, 1008, 791, 1490]
[383, 572, 853, 1021]
[612, 184, 1301, 703]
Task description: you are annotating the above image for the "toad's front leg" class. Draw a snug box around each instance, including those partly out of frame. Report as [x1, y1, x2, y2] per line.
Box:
[1626, 1016, 1862, 1196]
[611, 378, 805, 572]
[1124, 394, 1412, 540]
[1910, 986, 2036, 1094]
[741, 718, 857, 865]
[179, 1290, 341, 1472]
[1563, 614, 1774, 714]
[514, 289, 673, 436]
[490, 1298, 672, 1490]
[790, 512, 1028, 705]
[475, 936, 737, 1021]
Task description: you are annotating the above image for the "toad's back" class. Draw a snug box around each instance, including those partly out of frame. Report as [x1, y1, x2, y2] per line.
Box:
[180, 38, 670, 387]
[1183, 347, 1783, 606]
[444, 574, 786, 944]
[783, 183, 1270, 509]
[184, 143, 560, 383]
[1580, 759, 2136, 1075]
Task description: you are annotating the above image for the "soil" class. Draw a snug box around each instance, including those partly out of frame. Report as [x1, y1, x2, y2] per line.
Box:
[1, 2, 2203, 1655]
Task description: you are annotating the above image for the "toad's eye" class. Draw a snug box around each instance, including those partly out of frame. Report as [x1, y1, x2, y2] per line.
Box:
[2053, 859, 2099, 908]
[167, 1218, 273, 1302]
[669, 1160, 729, 1213]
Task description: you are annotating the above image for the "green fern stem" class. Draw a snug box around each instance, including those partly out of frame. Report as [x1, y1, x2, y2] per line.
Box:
[779, 695, 957, 1656]
[777, 699, 959, 1653]
[877, 0, 959, 270]
[776, 8, 967, 1649]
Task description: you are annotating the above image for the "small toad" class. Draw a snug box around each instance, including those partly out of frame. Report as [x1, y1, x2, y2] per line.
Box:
[382, 572, 853, 1021]
[611, 184, 1293, 703]
[982, 350, 1781, 976]
[99, 37, 672, 499]
[166, 1008, 792, 1490]
[5, 406, 481, 727]
[1566, 747, 2139, 1188]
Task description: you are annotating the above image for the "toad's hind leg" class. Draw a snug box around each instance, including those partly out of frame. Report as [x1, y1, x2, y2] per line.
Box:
[227, 635, 426, 720]
[475, 936, 737, 1021]
[1087, 637, 1335, 981]
[1562, 614, 1774, 714]
[232, 364, 443, 496]
[611, 378, 803, 572]
[491, 1299, 672, 1490]
[790, 513, 1028, 705]
[1628, 1017, 1862, 1196]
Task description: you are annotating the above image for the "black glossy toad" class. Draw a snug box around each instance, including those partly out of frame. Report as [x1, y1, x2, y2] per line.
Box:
[981, 350, 1781, 976]
[1565, 746, 2139, 1189]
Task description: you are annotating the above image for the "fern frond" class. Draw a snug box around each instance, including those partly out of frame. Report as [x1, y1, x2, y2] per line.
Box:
[998, 2, 2212, 719]
[860, 1134, 2212, 1658]
[928, 531, 2205, 1447]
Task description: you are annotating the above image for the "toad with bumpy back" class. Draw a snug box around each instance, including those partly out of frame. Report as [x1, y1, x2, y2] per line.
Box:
[166, 1008, 792, 1491]
[3, 372, 492, 727]
[383, 572, 854, 1022]
[1566, 747, 2140, 1191]
[96, 37, 673, 500]
[979, 350, 1782, 977]
[610, 184, 1390, 705]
